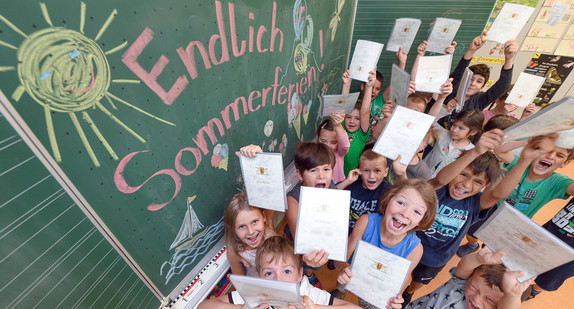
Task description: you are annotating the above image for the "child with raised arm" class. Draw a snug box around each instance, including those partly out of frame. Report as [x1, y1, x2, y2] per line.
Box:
[482, 85, 536, 125]
[224, 192, 276, 277]
[198, 236, 360, 309]
[457, 134, 574, 257]
[341, 70, 376, 176]
[335, 178, 438, 309]
[402, 247, 533, 309]
[402, 129, 541, 305]
[317, 113, 350, 184]
[430, 32, 518, 130]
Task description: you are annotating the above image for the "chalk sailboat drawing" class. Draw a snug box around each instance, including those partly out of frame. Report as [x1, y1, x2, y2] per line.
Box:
[169, 196, 206, 251]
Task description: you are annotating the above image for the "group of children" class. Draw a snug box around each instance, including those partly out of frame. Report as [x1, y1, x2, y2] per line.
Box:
[199, 31, 574, 309]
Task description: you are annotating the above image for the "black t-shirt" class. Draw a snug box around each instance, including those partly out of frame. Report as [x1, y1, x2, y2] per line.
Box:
[346, 177, 392, 234]
[542, 197, 574, 247]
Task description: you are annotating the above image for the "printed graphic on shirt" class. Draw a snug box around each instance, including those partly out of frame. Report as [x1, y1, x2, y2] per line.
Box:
[551, 202, 574, 238]
[349, 197, 378, 231]
[505, 184, 538, 214]
[423, 203, 469, 241]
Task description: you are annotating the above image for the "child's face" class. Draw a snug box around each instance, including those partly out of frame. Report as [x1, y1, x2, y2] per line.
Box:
[359, 158, 388, 190]
[530, 147, 572, 178]
[344, 109, 361, 133]
[258, 254, 303, 282]
[297, 164, 333, 188]
[234, 209, 266, 250]
[448, 167, 489, 200]
[464, 271, 504, 309]
[318, 129, 339, 153]
[361, 79, 383, 101]
[466, 75, 486, 97]
[450, 120, 474, 142]
[383, 188, 428, 235]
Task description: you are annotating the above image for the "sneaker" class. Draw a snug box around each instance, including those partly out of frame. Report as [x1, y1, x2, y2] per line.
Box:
[330, 289, 345, 300]
[401, 289, 414, 308]
[521, 285, 542, 302]
[456, 243, 480, 257]
[307, 274, 322, 289]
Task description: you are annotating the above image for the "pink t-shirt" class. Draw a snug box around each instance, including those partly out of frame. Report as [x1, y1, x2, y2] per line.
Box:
[333, 135, 350, 183]
[482, 109, 518, 124]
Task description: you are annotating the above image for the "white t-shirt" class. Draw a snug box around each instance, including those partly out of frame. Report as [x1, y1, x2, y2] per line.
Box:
[229, 276, 334, 306]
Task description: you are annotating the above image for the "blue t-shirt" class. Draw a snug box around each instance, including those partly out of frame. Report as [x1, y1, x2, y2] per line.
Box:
[416, 186, 482, 267]
[346, 178, 392, 234]
[362, 213, 421, 258]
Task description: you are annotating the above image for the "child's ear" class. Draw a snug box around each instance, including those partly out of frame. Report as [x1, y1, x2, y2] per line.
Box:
[297, 267, 304, 282]
[360, 83, 365, 91]
[470, 129, 479, 137]
[296, 169, 304, 181]
[383, 167, 389, 177]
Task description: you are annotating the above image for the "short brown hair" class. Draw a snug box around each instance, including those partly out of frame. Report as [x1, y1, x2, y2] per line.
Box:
[407, 94, 428, 111]
[378, 179, 438, 231]
[469, 64, 490, 85]
[454, 109, 484, 143]
[464, 151, 501, 184]
[483, 114, 518, 131]
[317, 118, 335, 136]
[255, 236, 303, 274]
[294, 142, 336, 173]
[473, 263, 506, 291]
[359, 149, 387, 166]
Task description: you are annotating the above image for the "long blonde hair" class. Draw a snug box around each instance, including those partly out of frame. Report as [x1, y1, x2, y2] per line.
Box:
[224, 192, 272, 256]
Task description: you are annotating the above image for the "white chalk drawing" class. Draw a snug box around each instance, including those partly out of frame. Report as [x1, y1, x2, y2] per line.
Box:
[169, 196, 207, 251]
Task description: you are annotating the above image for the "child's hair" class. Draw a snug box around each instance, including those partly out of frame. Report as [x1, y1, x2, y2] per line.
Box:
[453, 109, 484, 143]
[317, 118, 335, 136]
[565, 148, 574, 162]
[378, 179, 438, 231]
[224, 192, 270, 254]
[362, 70, 384, 85]
[414, 91, 433, 101]
[255, 236, 303, 274]
[487, 85, 514, 110]
[469, 64, 490, 85]
[353, 100, 363, 111]
[294, 142, 336, 172]
[359, 149, 387, 166]
[463, 150, 501, 184]
[483, 114, 518, 132]
[407, 94, 427, 111]
[472, 264, 506, 291]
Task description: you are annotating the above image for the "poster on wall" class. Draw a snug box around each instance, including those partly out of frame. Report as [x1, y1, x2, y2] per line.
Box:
[520, 0, 574, 52]
[524, 53, 574, 106]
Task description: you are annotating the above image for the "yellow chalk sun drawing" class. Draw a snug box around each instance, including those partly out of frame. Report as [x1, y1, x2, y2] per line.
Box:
[0, 2, 174, 167]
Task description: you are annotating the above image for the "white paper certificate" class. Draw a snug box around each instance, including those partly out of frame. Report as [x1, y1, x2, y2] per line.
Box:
[387, 18, 422, 54]
[455, 68, 473, 113]
[373, 106, 435, 165]
[504, 96, 574, 141]
[487, 3, 536, 44]
[322, 92, 361, 116]
[229, 274, 302, 308]
[390, 64, 410, 107]
[475, 203, 574, 282]
[426, 18, 462, 54]
[349, 40, 384, 82]
[414, 54, 453, 93]
[346, 240, 411, 308]
[240, 153, 287, 212]
[294, 187, 350, 261]
[505, 72, 545, 107]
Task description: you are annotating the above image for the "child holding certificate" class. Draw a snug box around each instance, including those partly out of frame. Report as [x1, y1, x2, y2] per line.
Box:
[224, 192, 276, 277]
[317, 114, 350, 184]
[403, 247, 533, 309]
[198, 236, 360, 309]
[334, 178, 438, 308]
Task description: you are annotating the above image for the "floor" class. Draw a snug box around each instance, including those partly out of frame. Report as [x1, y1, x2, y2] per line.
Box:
[288, 162, 574, 308]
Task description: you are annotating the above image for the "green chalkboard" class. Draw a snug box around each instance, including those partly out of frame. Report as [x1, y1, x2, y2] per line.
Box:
[0, 0, 357, 298]
[350, 0, 496, 91]
[0, 113, 158, 308]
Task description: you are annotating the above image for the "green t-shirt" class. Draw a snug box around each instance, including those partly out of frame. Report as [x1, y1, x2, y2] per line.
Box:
[503, 155, 574, 218]
[343, 125, 370, 177]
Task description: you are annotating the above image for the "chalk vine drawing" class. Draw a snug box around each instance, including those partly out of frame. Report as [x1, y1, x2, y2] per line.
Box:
[329, 0, 346, 42]
[0, 2, 174, 167]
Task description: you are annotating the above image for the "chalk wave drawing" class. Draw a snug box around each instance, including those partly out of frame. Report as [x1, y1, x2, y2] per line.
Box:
[0, 2, 174, 167]
[161, 216, 224, 284]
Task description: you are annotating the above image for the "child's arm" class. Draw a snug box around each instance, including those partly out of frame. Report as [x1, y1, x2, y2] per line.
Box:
[520, 103, 536, 120]
[427, 78, 454, 117]
[454, 247, 504, 280]
[382, 47, 408, 102]
[360, 71, 376, 133]
[342, 70, 351, 95]
[410, 41, 427, 81]
[403, 243, 423, 290]
[331, 113, 350, 155]
[392, 156, 408, 182]
[494, 140, 528, 164]
[336, 169, 361, 189]
[296, 296, 360, 309]
[429, 129, 505, 189]
[197, 295, 245, 309]
[227, 249, 247, 276]
[371, 103, 394, 139]
[286, 196, 300, 237]
[334, 214, 369, 284]
[496, 271, 535, 309]
[480, 135, 557, 209]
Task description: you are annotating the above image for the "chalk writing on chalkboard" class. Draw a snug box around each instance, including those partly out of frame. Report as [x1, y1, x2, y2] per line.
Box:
[0, 3, 174, 167]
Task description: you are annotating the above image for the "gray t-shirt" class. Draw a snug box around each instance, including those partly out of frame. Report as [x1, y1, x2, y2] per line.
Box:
[406, 268, 467, 309]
